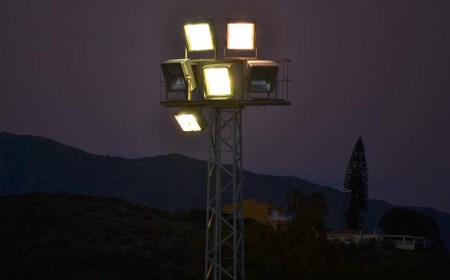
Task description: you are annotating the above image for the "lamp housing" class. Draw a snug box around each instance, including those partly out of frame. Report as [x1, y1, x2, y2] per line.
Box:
[247, 60, 278, 93]
[161, 59, 196, 92]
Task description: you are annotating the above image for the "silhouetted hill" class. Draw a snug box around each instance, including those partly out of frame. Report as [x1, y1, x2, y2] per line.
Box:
[0, 132, 206, 210]
[1, 132, 449, 247]
[0, 192, 201, 279]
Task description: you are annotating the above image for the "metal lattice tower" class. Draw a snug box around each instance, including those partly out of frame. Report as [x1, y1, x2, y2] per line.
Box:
[161, 30, 291, 277]
[205, 107, 244, 280]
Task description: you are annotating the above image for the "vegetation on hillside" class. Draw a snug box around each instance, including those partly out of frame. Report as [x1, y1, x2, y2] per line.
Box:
[0, 193, 201, 279]
[380, 208, 441, 242]
[186, 222, 450, 280]
[1, 193, 450, 279]
[285, 189, 328, 232]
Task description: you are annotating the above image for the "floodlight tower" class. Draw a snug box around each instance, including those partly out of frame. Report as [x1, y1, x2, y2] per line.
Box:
[160, 18, 290, 280]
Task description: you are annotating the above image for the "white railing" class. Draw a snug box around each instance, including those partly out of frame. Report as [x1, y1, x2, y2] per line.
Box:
[268, 215, 290, 222]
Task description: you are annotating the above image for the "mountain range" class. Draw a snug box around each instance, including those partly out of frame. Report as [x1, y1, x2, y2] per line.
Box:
[1, 131, 449, 247]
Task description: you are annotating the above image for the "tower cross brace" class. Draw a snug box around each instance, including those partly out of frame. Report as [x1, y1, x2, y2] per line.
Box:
[205, 107, 245, 280]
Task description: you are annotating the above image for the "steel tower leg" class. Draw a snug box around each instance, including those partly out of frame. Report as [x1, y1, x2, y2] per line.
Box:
[205, 107, 245, 280]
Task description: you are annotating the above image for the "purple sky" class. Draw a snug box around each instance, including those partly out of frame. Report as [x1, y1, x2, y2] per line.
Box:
[1, 0, 450, 213]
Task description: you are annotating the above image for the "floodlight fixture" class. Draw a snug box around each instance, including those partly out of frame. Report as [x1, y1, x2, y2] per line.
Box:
[247, 60, 279, 93]
[183, 20, 216, 52]
[160, 59, 196, 94]
[226, 19, 256, 50]
[174, 107, 208, 132]
[202, 64, 233, 99]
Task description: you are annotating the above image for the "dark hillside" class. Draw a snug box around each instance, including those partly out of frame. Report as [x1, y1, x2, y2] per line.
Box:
[0, 132, 207, 210]
[0, 193, 201, 279]
[1, 132, 449, 248]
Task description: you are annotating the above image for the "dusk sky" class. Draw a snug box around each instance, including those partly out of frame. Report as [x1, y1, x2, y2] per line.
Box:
[1, 1, 450, 213]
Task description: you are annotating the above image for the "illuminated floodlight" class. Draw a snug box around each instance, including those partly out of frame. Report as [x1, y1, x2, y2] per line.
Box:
[202, 64, 233, 99]
[227, 20, 255, 50]
[174, 107, 208, 132]
[160, 59, 196, 93]
[247, 60, 278, 93]
[184, 21, 215, 51]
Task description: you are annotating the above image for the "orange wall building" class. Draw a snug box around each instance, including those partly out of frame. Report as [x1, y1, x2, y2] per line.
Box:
[223, 199, 290, 229]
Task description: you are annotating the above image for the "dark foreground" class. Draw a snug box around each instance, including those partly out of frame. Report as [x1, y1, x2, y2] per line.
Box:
[1, 193, 449, 280]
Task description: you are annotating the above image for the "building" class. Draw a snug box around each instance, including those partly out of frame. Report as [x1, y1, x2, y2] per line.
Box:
[325, 230, 426, 250]
[325, 230, 382, 245]
[381, 235, 426, 250]
[223, 199, 290, 229]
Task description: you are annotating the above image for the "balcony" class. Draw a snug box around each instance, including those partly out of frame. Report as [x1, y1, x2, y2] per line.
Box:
[267, 214, 290, 222]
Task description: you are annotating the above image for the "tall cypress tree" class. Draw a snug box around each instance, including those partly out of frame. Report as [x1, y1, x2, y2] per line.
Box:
[343, 137, 368, 230]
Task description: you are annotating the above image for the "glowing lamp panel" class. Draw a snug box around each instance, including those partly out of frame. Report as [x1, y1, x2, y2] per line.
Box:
[175, 114, 202, 132]
[227, 23, 255, 50]
[203, 68, 232, 98]
[184, 23, 214, 51]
